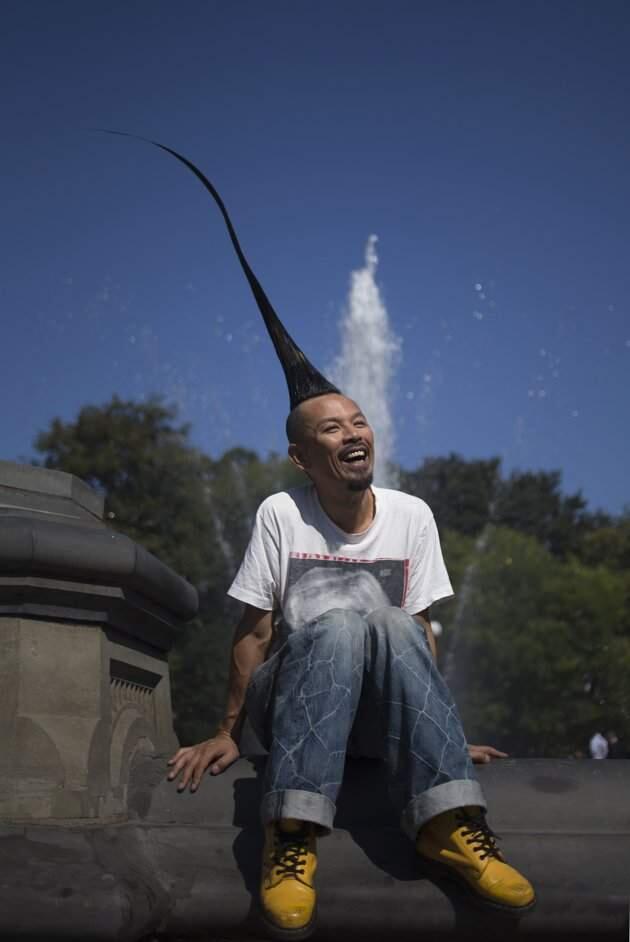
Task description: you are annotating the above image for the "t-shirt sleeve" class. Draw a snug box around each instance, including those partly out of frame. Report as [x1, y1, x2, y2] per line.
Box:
[227, 502, 280, 611]
[403, 510, 454, 614]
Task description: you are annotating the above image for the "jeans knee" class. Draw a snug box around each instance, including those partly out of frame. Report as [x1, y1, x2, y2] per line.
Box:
[368, 606, 415, 632]
[367, 606, 428, 648]
[305, 608, 367, 641]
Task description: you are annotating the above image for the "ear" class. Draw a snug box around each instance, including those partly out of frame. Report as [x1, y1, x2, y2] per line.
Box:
[288, 442, 309, 473]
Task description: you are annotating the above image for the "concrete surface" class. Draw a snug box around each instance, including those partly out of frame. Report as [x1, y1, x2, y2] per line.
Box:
[0, 756, 627, 940]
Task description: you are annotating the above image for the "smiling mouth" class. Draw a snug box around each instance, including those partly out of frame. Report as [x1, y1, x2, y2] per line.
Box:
[339, 447, 369, 467]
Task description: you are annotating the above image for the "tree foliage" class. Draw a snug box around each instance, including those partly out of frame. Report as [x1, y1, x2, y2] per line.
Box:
[440, 528, 630, 756]
[401, 454, 500, 537]
[494, 469, 593, 558]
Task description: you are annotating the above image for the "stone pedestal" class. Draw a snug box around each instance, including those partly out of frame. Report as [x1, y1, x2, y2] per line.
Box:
[0, 461, 198, 823]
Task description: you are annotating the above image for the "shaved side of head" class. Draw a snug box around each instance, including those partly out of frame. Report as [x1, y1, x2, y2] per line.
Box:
[285, 404, 307, 445]
[286, 392, 344, 444]
[285, 400, 308, 445]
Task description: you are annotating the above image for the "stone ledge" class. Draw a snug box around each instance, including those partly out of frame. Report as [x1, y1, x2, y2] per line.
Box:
[0, 576, 183, 652]
[0, 516, 198, 621]
[0, 758, 625, 940]
[0, 461, 104, 519]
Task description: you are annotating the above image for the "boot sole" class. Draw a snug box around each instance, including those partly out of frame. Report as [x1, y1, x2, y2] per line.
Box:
[258, 903, 317, 941]
[417, 855, 537, 916]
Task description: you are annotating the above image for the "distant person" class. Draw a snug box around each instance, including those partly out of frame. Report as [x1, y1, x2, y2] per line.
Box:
[589, 732, 608, 760]
[147, 144, 536, 938]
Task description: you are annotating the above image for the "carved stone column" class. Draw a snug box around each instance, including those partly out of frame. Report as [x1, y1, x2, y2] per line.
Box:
[0, 460, 198, 822]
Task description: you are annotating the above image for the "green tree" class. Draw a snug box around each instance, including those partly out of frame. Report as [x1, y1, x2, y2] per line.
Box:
[401, 454, 501, 537]
[576, 512, 630, 571]
[35, 396, 216, 584]
[494, 469, 592, 558]
[449, 527, 630, 756]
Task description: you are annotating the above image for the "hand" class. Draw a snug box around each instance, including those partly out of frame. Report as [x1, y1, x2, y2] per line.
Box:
[468, 744, 508, 764]
[167, 732, 240, 792]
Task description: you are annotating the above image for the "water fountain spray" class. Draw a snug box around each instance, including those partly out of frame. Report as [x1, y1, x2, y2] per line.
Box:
[331, 236, 400, 487]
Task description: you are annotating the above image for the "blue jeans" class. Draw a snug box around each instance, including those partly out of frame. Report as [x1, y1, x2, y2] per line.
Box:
[245, 607, 485, 840]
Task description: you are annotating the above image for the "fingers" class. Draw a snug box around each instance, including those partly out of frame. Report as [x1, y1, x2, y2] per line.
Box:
[208, 740, 240, 776]
[208, 752, 232, 776]
[166, 738, 239, 791]
[475, 745, 508, 758]
[167, 742, 216, 791]
[473, 753, 492, 765]
[468, 744, 509, 764]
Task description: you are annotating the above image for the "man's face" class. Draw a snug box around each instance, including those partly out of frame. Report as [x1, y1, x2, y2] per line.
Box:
[289, 394, 375, 492]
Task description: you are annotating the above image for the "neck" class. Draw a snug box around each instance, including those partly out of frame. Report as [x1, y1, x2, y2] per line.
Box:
[315, 485, 375, 534]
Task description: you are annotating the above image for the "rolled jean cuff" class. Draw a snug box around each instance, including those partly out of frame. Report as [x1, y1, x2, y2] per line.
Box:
[261, 788, 336, 834]
[401, 779, 487, 841]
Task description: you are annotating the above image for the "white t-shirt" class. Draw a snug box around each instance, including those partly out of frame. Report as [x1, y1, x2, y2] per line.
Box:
[589, 732, 609, 760]
[228, 485, 453, 634]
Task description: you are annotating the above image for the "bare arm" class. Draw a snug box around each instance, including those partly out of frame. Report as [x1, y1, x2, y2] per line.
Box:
[413, 608, 437, 660]
[216, 604, 274, 741]
[167, 604, 273, 791]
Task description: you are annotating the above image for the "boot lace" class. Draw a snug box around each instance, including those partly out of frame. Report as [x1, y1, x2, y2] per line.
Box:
[271, 828, 309, 878]
[455, 809, 502, 861]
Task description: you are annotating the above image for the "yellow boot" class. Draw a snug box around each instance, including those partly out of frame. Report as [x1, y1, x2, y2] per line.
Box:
[260, 817, 317, 939]
[417, 806, 535, 913]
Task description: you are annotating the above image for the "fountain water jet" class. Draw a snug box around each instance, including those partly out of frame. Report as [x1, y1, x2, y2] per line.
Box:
[331, 236, 400, 488]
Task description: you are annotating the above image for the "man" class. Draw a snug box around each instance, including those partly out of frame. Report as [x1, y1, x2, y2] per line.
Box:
[113, 135, 534, 938]
[168, 392, 535, 937]
[589, 731, 609, 760]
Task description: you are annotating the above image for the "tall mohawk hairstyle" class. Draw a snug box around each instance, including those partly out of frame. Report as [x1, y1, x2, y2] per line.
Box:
[100, 131, 340, 411]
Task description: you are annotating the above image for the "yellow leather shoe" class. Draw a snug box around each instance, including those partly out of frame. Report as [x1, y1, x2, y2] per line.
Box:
[417, 806, 535, 913]
[260, 818, 317, 939]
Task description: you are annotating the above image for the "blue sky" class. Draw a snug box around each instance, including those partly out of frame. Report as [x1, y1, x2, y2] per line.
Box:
[2, 0, 629, 513]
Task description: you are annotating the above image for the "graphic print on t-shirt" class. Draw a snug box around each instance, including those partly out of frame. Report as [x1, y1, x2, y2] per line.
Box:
[282, 553, 409, 631]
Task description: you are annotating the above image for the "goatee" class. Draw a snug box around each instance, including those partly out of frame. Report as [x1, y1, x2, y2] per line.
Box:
[347, 473, 374, 492]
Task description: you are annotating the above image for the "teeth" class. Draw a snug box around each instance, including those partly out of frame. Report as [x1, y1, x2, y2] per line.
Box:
[345, 450, 365, 460]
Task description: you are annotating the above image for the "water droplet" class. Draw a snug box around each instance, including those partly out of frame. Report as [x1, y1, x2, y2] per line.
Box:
[406, 391, 415, 400]
[473, 310, 484, 320]
[474, 283, 483, 292]
[571, 409, 579, 417]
